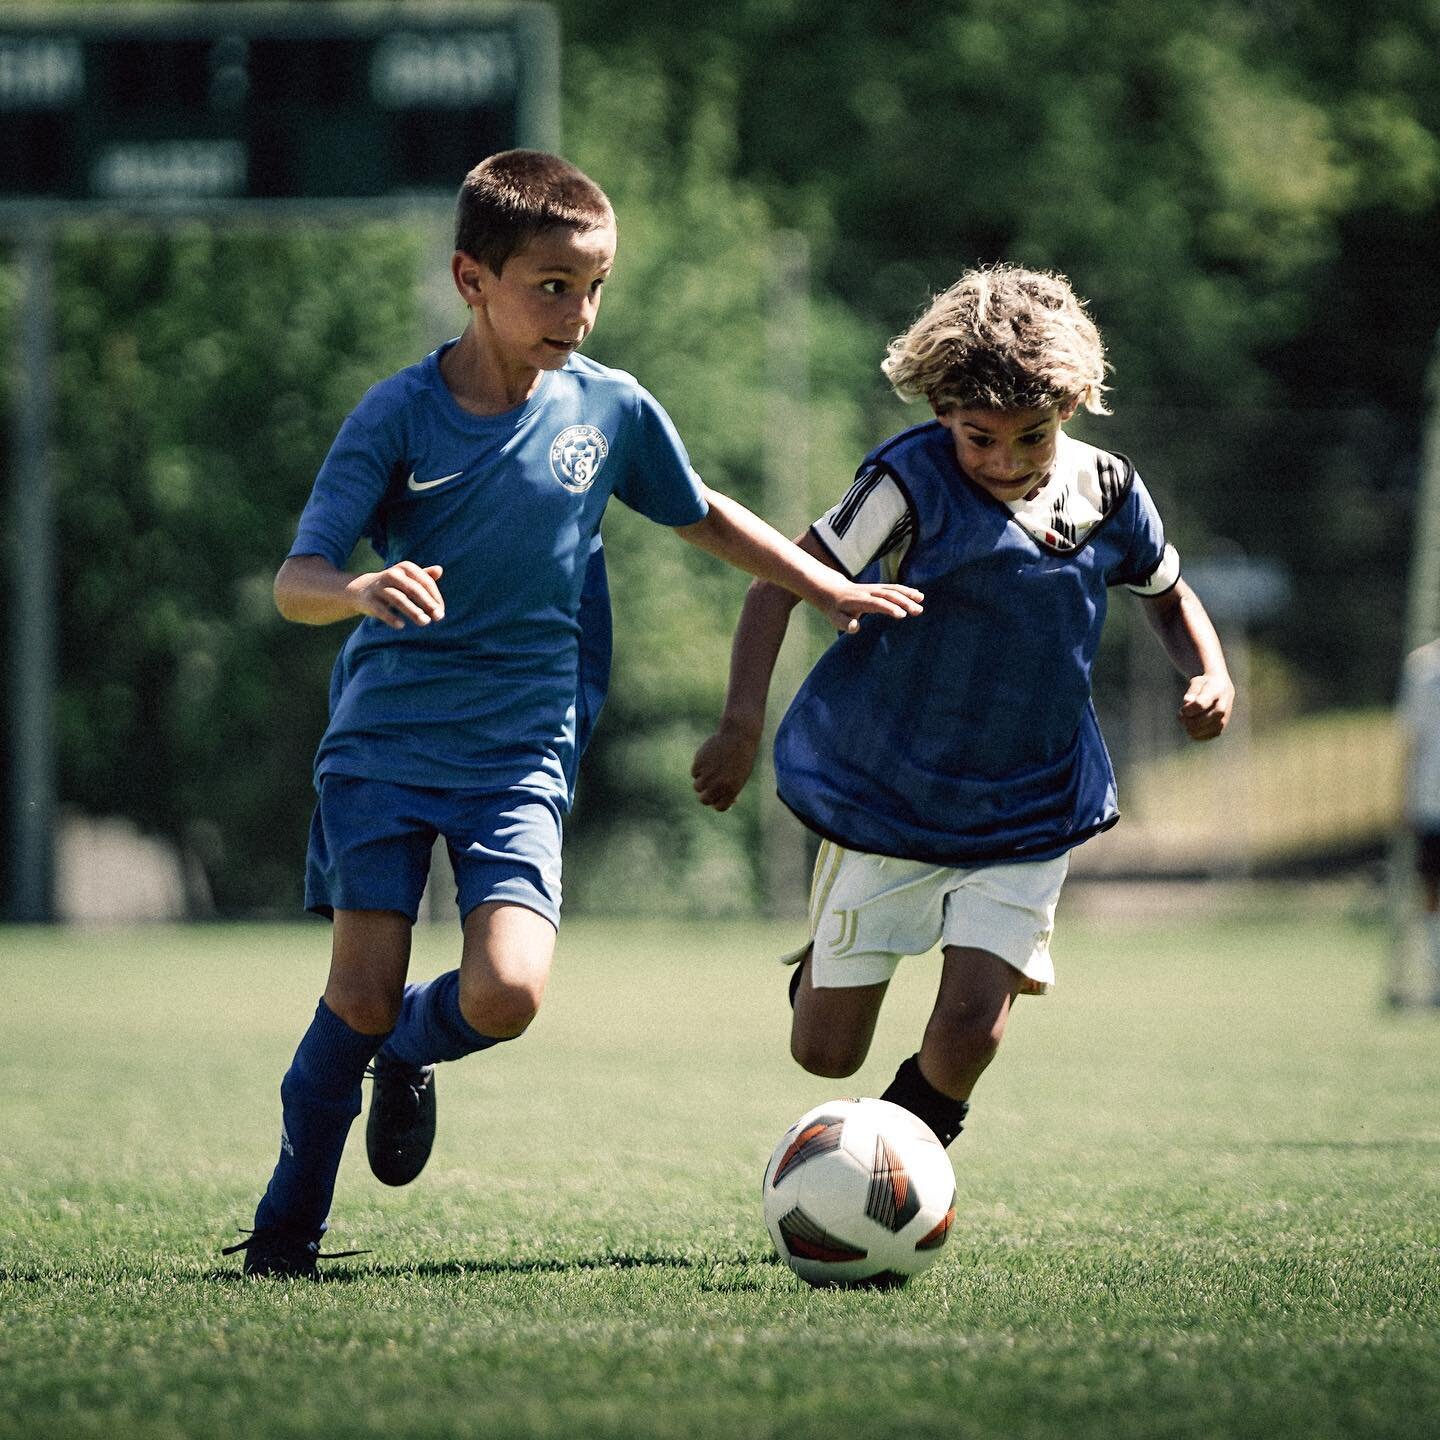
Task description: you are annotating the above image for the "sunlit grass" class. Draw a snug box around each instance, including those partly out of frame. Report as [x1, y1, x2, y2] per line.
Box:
[2, 907, 1438, 1439]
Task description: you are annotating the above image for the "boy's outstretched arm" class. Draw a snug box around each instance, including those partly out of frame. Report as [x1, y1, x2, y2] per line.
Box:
[677, 487, 922, 633]
[275, 554, 445, 629]
[692, 530, 836, 812]
[1136, 579, 1235, 741]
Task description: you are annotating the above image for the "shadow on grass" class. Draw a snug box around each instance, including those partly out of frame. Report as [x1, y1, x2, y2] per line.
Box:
[1253, 1139, 1440, 1151]
[1, 1250, 778, 1290]
[197, 1249, 781, 1286]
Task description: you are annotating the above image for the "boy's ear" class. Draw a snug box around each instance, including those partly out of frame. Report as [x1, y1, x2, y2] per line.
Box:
[1058, 396, 1080, 422]
[452, 250, 491, 304]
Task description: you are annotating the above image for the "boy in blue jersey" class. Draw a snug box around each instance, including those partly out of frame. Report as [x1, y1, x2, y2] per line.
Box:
[692, 264, 1233, 1148]
[225, 151, 922, 1277]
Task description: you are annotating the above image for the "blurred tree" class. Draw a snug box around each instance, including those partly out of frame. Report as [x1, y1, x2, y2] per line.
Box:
[559, 40, 876, 914]
[556, 0, 1440, 704]
[44, 222, 422, 913]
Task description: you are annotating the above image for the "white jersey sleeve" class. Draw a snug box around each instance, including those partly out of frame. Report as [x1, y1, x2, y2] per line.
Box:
[1125, 542, 1181, 596]
[811, 467, 914, 580]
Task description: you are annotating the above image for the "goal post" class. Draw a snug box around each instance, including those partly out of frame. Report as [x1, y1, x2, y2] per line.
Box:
[1388, 325, 1440, 1003]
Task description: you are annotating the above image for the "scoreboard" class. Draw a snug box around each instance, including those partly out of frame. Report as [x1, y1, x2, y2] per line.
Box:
[1, 5, 560, 922]
[0, 3, 559, 208]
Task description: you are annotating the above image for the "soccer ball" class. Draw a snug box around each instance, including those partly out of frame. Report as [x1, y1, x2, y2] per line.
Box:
[762, 1097, 957, 1288]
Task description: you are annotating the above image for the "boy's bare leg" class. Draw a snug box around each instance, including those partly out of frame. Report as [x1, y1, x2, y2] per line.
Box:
[866, 945, 1023, 1148]
[458, 900, 557, 1039]
[324, 909, 413, 1034]
[360, 903, 554, 1192]
[789, 946, 889, 1079]
[918, 945, 1023, 1099]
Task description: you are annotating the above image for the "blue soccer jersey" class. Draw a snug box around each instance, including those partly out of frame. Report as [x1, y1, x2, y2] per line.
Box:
[288, 343, 709, 805]
[774, 423, 1176, 865]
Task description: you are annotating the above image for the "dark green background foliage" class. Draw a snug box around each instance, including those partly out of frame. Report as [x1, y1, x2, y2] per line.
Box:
[4, 0, 1439, 913]
[45, 224, 426, 914]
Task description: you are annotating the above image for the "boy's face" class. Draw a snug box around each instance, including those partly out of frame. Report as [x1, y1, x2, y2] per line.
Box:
[456, 222, 617, 373]
[937, 402, 1076, 503]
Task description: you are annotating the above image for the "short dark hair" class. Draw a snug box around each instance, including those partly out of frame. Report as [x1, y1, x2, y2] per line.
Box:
[454, 150, 614, 274]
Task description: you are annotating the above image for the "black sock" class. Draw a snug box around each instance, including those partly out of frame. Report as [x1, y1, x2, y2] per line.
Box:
[881, 1053, 970, 1146]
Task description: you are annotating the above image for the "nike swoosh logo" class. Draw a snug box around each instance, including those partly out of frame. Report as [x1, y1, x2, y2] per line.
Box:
[407, 470, 463, 492]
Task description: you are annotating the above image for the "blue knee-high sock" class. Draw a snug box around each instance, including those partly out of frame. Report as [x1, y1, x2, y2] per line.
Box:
[380, 969, 506, 1067]
[253, 999, 386, 1239]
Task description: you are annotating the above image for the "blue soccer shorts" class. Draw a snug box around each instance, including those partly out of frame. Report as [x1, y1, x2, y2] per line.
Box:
[304, 774, 564, 928]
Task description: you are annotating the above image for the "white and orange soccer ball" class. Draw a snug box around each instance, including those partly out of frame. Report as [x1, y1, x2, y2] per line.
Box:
[762, 1097, 957, 1288]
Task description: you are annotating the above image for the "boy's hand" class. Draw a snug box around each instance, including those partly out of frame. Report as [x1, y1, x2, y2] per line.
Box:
[1178, 673, 1234, 741]
[348, 562, 445, 630]
[813, 577, 924, 634]
[692, 721, 763, 811]
[675, 492, 921, 633]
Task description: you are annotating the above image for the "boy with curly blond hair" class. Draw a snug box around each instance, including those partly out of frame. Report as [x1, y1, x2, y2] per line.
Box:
[693, 264, 1234, 1148]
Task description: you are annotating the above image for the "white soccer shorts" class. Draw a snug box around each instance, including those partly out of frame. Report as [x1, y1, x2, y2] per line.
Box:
[788, 840, 1070, 994]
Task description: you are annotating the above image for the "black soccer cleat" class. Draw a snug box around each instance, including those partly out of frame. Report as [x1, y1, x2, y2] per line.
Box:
[365, 1053, 437, 1187]
[221, 1227, 365, 1280]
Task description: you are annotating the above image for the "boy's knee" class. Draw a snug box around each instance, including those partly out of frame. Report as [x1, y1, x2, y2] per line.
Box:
[324, 983, 403, 1036]
[791, 1030, 865, 1080]
[459, 974, 543, 1039]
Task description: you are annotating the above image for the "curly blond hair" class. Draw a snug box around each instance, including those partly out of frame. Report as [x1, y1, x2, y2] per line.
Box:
[881, 264, 1110, 416]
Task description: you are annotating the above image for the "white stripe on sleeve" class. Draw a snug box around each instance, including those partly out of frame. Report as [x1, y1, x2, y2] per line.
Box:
[813, 469, 913, 576]
[1125, 542, 1181, 596]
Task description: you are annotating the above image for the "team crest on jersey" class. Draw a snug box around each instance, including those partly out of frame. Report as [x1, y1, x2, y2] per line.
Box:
[549, 425, 610, 493]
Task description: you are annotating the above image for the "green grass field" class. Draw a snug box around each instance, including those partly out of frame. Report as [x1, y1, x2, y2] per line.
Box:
[3, 900, 1439, 1440]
